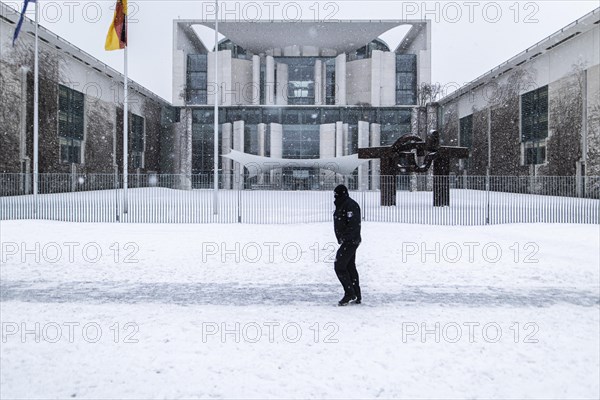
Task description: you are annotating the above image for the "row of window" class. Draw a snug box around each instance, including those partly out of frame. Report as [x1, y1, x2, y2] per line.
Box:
[58, 85, 145, 168]
[458, 85, 549, 166]
[186, 53, 417, 106]
[191, 107, 412, 126]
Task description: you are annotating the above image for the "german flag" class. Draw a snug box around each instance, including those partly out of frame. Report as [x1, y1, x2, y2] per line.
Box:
[105, 0, 127, 51]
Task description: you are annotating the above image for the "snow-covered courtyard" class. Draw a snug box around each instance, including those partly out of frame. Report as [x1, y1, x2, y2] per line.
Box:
[1, 220, 599, 399]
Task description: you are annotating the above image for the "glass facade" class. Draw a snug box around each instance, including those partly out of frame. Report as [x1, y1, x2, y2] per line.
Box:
[282, 126, 320, 159]
[459, 114, 473, 149]
[347, 39, 390, 61]
[325, 59, 336, 105]
[521, 85, 548, 165]
[459, 114, 473, 170]
[396, 54, 417, 105]
[274, 57, 334, 105]
[218, 39, 249, 60]
[192, 109, 222, 173]
[190, 106, 413, 172]
[187, 54, 207, 104]
[58, 85, 84, 164]
[184, 49, 417, 107]
[130, 114, 145, 169]
[379, 108, 412, 146]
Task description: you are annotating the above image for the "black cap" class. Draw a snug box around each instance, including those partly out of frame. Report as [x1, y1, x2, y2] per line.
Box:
[334, 184, 348, 198]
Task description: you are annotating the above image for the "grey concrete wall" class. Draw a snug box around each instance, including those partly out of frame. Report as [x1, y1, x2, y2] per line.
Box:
[276, 63, 288, 105]
[232, 120, 245, 189]
[357, 121, 370, 189]
[347, 58, 371, 105]
[335, 54, 346, 105]
[586, 64, 600, 176]
[231, 58, 253, 105]
[222, 123, 233, 189]
[370, 123, 381, 190]
[207, 50, 232, 106]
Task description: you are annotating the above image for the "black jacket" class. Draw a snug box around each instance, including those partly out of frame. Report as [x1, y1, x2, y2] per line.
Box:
[333, 195, 362, 245]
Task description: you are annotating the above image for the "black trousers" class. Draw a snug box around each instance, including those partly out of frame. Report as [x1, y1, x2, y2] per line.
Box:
[334, 242, 361, 298]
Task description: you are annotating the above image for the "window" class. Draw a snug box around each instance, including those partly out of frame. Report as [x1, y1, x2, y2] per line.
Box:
[59, 137, 81, 164]
[525, 144, 546, 165]
[192, 110, 222, 174]
[218, 39, 249, 60]
[275, 58, 316, 105]
[459, 114, 473, 170]
[58, 85, 84, 164]
[187, 54, 208, 104]
[521, 86, 548, 165]
[244, 124, 259, 155]
[459, 115, 473, 149]
[130, 114, 144, 169]
[325, 59, 336, 105]
[396, 54, 416, 105]
[347, 39, 390, 61]
[379, 109, 411, 146]
[282, 125, 320, 159]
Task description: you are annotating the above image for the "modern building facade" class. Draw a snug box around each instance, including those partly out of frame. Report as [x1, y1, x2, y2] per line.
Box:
[438, 8, 600, 183]
[171, 19, 432, 189]
[0, 2, 176, 183]
[2, 0, 599, 196]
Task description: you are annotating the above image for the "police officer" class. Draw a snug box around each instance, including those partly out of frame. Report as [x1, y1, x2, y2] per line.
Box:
[333, 184, 362, 306]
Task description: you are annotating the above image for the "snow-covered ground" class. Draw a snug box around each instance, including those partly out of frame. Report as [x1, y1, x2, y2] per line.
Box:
[1, 220, 599, 399]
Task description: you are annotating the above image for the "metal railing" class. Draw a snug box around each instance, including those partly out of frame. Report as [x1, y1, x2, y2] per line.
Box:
[1, 173, 598, 225]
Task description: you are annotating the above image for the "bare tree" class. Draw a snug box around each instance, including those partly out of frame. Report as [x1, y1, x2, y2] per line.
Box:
[417, 83, 442, 106]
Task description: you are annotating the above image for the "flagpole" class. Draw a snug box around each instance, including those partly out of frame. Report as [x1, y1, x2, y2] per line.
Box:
[213, 0, 219, 215]
[33, 1, 39, 213]
[123, 46, 129, 214]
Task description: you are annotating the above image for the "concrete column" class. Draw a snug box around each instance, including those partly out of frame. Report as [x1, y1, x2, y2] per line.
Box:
[207, 50, 232, 106]
[370, 123, 381, 190]
[426, 102, 439, 133]
[222, 123, 233, 189]
[177, 109, 193, 190]
[320, 123, 336, 182]
[314, 60, 323, 105]
[172, 49, 186, 107]
[381, 52, 396, 106]
[258, 123, 266, 184]
[265, 56, 275, 105]
[252, 55, 260, 105]
[342, 123, 349, 156]
[411, 106, 427, 138]
[335, 53, 346, 105]
[357, 121, 370, 190]
[270, 123, 283, 186]
[343, 123, 349, 186]
[233, 120, 245, 190]
[370, 50, 382, 107]
[335, 121, 344, 157]
[276, 63, 288, 106]
[321, 62, 328, 105]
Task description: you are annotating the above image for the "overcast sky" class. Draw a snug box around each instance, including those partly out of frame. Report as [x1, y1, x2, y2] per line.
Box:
[3, 0, 599, 101]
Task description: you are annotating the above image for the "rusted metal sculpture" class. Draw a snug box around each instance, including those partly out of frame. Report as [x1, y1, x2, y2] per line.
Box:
[358, 130, 469, 207]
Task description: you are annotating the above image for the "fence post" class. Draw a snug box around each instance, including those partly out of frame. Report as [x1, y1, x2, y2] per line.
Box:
[485, 170, 490, 225]
[114, 165, 120, 222]
[237, 183, 242, 223]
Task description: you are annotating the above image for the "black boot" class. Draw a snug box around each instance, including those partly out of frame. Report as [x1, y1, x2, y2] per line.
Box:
[353, 282, 362, 304]
[338, 285, 356, 306]
[338, 293, 357, 306]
